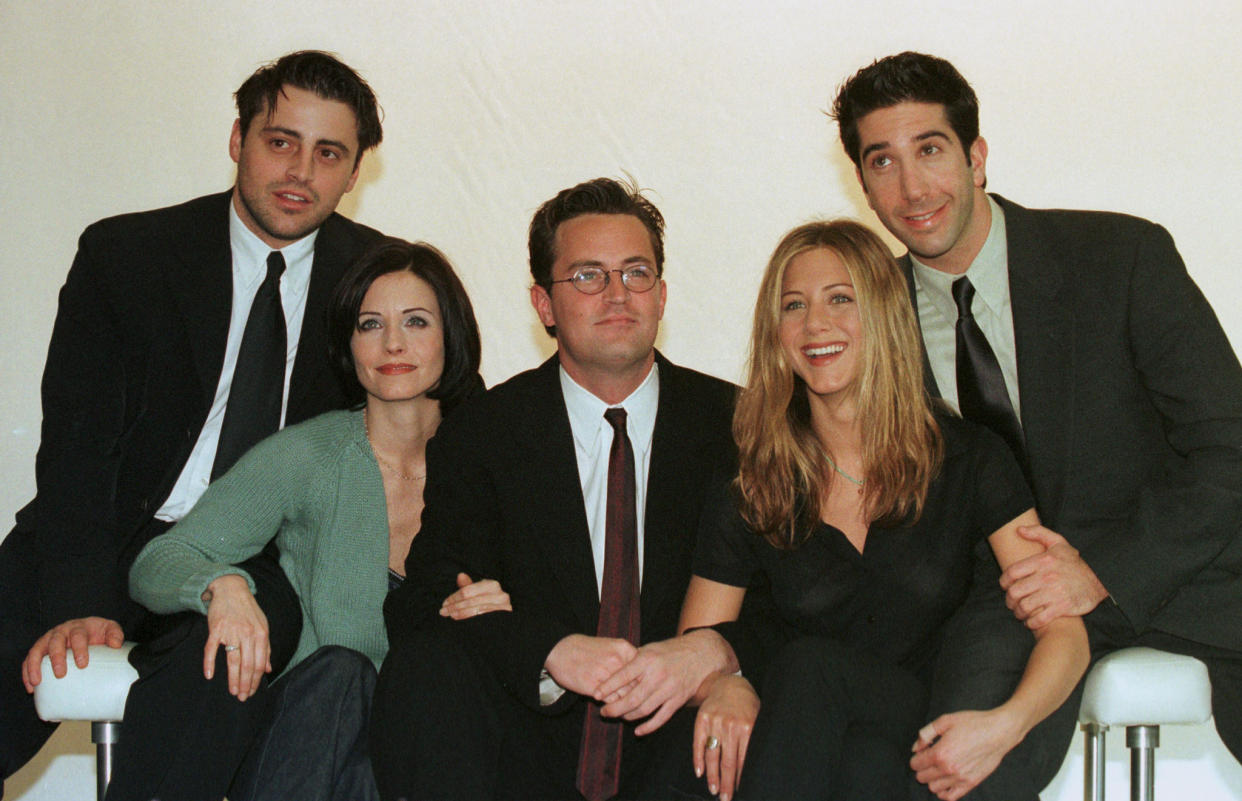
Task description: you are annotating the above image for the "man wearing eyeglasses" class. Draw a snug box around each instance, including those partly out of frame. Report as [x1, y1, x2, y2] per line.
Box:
[372, 177, 739, 800]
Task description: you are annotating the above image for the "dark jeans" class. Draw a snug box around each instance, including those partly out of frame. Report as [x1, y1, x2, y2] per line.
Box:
[735, 636, 931, 801]
[104, 547, 302, 801]
[231, 645, 379, 801]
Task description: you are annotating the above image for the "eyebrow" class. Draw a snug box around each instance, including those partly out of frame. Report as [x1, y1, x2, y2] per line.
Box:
[781, 282, 852, 295]
[567, 255, 653, 270]
[860, 129, 952, 161]
[261, 125, 353, 157]
[358, 306, 435, 316]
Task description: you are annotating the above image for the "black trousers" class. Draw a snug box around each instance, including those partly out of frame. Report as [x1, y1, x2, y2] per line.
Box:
[734, 636, 931, 801]
[371, 618, 702, 801]
[0, 532, 57, 792]
[103, 547, 303, 801]
[928, 595, 1242, 801]
[0, 517, 184, 793]
[1086, 602, 1242, 763]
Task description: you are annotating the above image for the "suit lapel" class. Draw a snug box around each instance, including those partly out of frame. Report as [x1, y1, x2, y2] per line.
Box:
[288, 214, 347, 418]
[996, 196, 1074, 513]
[518, 358, 602, 632]
[642, 355, 703, 632]
[165, 192, 233, 410]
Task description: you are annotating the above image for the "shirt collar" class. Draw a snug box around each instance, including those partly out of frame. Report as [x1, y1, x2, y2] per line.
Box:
[911, 195, 1009, 321]
[560, 361, 660, 454]
[228, 195, 318, 293]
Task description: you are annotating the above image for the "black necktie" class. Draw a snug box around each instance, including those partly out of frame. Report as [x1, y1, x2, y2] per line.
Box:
[953, 277, 1025, 465]
[576, 408, 640, 801]
[212, 251, 287, 479]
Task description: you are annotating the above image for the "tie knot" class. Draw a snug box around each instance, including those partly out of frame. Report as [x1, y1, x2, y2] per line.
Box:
[266, 251, 287, 284]
[604, 407, 627, 433]
[951, 276, 976, 318]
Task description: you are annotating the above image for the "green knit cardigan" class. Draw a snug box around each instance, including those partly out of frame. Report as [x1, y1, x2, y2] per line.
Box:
[129, 409, 390, 674]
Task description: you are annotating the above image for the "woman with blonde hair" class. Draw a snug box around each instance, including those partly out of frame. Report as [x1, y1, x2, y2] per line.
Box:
[679, 220, 1087, 801]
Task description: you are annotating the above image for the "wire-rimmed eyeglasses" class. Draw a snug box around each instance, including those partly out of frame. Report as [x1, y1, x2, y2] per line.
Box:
[547, 265, 659, 295]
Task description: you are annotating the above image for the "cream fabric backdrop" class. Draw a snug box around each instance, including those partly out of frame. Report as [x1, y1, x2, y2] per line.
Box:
[3, 1, 1240, 798]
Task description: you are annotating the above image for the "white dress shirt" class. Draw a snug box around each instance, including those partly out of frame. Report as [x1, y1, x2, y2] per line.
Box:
[539, 362, 660, 704]
[911, 195, 1023, 423]
[156, 201, 318, 521]
[559, 362, 659, 593]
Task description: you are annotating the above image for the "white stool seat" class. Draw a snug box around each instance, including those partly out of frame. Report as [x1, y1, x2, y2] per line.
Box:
[33, 643, 138, 722]
[1078, 647, 1213, 801]
[1080, 646, 1212, 727]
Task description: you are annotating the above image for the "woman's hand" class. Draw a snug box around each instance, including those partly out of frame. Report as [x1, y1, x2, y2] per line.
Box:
[693, 673, 760, 801]
[910, 708, 1023, 801]
[440, 572, 512, 619]
[202, 574, 271, 702]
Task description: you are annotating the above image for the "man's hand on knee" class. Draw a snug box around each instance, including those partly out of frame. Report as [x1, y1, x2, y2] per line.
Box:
[22, 616, 125, 691]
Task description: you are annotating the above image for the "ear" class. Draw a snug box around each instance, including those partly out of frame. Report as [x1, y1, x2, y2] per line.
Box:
[345, 154, 362, 193]
[656, 276, 667, 320]
[530, 284, 556, 329]
[229, 119, 243, 165]
[968, 136, 988, 188]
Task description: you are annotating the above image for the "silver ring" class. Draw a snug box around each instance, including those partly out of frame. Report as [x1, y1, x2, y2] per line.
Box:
[224, 645, 239, 652]
[706, 735, 720, 751]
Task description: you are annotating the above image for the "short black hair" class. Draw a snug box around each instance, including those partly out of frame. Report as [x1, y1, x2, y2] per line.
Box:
[831, 52, 979, 168]
[528, 177, 665, 336]
[327, 239, 482, 412]
[235, 50, 383, 164]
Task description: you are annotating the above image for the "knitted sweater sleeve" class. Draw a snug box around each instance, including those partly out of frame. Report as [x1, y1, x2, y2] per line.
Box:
[128, 423, 316, 615]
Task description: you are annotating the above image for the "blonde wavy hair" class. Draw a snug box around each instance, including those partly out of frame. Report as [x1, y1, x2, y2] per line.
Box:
[733, 220, 942, 548]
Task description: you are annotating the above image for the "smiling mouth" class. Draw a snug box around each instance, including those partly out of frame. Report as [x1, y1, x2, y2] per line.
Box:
[804, 344, 845, 357]
[902, 204, 944, 226]
[377, 364, 415, 375]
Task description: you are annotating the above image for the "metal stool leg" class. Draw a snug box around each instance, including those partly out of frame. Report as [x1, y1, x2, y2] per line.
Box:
[1082, 722, 1107, 801]
[92, 721, 122, 801]
[1126, 724, 1159, 801]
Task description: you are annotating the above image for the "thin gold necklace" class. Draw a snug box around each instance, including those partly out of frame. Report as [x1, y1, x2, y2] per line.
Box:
[363, 409, 426, 482]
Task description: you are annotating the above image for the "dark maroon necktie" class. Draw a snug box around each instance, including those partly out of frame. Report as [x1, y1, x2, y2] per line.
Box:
[953, 276, 1025, 465]
[575, 407, 640, 801]
[212, 251, 287, 479]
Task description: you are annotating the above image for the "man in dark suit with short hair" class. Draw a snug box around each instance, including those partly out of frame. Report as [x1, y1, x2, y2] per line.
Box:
[372, 177, 739, 801]
[832, 51, 1242, 800]
[0, 50, 386, 791]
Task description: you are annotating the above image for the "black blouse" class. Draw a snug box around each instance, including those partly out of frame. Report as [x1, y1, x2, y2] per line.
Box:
[693, 415, 1033, 675]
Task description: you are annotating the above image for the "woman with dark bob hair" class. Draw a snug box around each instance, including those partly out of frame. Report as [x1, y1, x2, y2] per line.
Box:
[120, 239, 501, 801]
[677, 221, 1088, 801]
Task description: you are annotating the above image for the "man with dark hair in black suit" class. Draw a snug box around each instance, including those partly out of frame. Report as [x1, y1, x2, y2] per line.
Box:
[372, 177, 740, 801]
[832, 51, 1242, 800]
[0, 50, 386, 793]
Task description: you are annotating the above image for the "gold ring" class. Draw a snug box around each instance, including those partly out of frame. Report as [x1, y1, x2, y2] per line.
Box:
[706, 735, 720, 750]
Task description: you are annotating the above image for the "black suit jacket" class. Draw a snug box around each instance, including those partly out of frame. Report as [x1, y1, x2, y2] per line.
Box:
[385, 353, 737, 712]
[8, 191, 384, 629]
[903, 195, 1242, 648]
